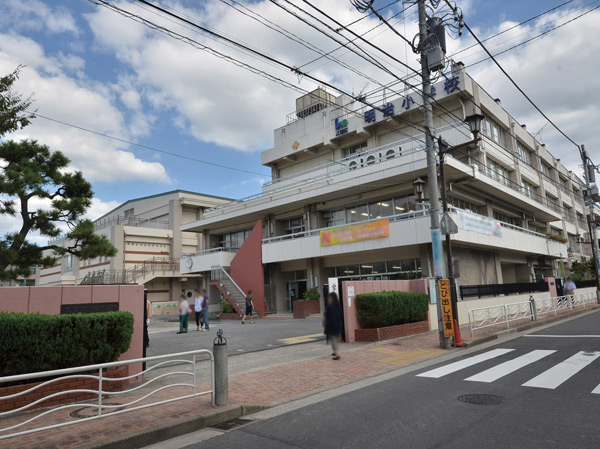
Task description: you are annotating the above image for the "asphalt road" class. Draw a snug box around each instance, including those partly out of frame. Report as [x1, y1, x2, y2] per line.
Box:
[188, 311, 600, 449]
[146, 317, 324, 361]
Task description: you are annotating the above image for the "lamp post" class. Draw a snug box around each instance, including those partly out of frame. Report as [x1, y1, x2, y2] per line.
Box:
[413, 177, 426, 203]
[438, 113, 484, 343]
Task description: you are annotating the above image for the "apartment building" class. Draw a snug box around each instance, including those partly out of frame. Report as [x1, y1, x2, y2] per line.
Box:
[177, 63, 591, 315]
[36, 190, 231, 315]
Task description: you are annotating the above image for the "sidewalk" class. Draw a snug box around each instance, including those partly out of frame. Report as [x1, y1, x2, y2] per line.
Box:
[2, 305, 598, 449]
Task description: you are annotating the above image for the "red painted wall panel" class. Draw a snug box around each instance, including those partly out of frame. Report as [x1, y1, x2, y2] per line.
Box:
[230, 220, 265, 316]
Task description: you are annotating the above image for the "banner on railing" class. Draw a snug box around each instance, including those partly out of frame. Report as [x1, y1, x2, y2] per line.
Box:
[320, 219, 389, 246]
[457, 210, 502, 238]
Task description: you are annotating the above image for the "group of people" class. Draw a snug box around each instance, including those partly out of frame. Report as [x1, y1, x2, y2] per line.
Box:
[177, 289, 210, 334]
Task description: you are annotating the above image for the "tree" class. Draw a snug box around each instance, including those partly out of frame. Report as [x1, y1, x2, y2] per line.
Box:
[0, 68, 116, 281]
[570, 260, 594, 282]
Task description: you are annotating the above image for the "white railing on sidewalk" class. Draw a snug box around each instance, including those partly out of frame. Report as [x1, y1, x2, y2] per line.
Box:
[0, 350, 214, 441]
[468, 292, 596, 336]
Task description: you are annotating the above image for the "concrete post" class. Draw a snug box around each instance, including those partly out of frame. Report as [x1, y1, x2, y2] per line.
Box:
[529, 295, 537, 322]
[213, 329, 228, 406]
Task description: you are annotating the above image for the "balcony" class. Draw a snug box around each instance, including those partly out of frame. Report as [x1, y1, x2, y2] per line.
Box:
[180, 247, 238, 274]
[261, 207, 564, 264]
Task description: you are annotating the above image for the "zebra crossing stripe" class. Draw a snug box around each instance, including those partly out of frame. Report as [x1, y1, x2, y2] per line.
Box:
[416, 349, 515, 379]
[465, 350, 556, 383]
[522, 351, 600, 390]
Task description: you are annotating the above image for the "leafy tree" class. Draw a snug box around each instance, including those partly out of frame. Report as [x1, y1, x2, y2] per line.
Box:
[0, 68, 116, 281]
[570, 260, 594, 282]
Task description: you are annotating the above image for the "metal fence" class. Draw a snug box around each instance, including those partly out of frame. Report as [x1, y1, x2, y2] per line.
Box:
[460, 280, 548, 299]
[468, 292, 596, 336]
[0, 350, 214, 441]
[80, 257, 180, 285]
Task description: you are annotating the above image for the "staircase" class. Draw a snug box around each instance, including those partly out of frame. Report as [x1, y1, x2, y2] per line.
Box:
[80, 257, 180, 285]
[210, 266, 246, 316]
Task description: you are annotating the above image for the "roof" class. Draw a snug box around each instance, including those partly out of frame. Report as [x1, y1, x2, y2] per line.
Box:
[93, 189, 233, 222]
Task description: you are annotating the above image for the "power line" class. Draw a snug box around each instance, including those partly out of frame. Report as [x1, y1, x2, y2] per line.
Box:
[30, 112, 271, 178]
[444, 0, 581, 151]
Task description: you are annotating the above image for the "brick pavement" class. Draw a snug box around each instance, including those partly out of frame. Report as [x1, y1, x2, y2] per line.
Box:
[1, 305, 596, 449]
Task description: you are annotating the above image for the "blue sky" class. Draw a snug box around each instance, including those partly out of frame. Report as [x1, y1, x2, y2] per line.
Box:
[1, 0, 599, 223]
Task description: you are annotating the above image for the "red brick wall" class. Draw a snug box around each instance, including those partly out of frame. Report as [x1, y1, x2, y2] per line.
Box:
[230, 220, 265, 316]
[0, 366, 129, 413]
[355, 320, 430, 342]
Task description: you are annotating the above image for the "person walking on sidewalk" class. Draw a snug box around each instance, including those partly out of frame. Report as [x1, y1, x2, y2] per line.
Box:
[194, 289, 204, 331]
[241, 290, 254, 324]
[201, 289, 210, 332]
[177, 294, 191, 334]
[324, 292, 342, 361]
[564, 277, 577, 297]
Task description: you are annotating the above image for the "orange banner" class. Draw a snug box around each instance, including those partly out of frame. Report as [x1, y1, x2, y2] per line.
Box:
[438, 279, 455, 338]
[320, 219, 389, 247]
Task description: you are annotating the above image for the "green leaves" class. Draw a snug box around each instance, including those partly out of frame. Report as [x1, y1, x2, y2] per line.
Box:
[0, 65, 35, 138]
[356, 291, 429, 329]
[0, 311, 134, 376]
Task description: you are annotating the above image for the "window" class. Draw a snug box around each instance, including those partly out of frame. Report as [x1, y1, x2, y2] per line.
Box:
[447, 196, 481, 214]
[285, 218, 305, 236]
[577, 213, 585, 228]
[393, 195, 417, 214]
[346, 204, 368, 224]
[568, 234, 578, 252]
[528, 223, 544, 234]
[521, 180, 536, 199]
[516, 141, 532, 166]
[494, 212, 519, 226]
[63, 255, 73, 273]
[124, 208, 134, 218]
[545, 195, 558, 211]
[563, 205, 574, 223]
[482, 117, 506, 147]
[369, 200, 393, 219]
[218, 229, 251, 250]
[324, 210, 345, 228]
[541, 162, 553, 180]
[334, 258, 421, 279]
[343, 142, 368, 158]
[487, 159, 510, 186]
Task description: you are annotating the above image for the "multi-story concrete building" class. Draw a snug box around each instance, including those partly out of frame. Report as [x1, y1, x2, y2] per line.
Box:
[180, 64, 591, 315]
[36, 190, 230, 315]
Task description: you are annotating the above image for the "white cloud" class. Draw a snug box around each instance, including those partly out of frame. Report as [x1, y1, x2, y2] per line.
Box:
[0, 33, 171, 183]
[0, 0, 79, 35]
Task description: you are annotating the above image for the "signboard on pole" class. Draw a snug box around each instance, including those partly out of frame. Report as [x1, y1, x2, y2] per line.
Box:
[438, 279, 455, 338]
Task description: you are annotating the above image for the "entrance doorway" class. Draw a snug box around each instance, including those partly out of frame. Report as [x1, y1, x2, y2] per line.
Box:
[286, 280, 307, 312]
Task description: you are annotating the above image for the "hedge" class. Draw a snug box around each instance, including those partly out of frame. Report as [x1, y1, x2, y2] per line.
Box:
[0, 311, 134, 376]
[356, 291, 429, 329]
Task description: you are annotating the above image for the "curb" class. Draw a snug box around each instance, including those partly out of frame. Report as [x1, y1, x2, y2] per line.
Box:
[465, 306, 600, 347]
[77, 404, 268, 449]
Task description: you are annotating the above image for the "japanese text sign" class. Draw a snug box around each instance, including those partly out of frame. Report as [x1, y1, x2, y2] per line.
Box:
[320, 219, 389, 247]
[438, 279, 454, 338]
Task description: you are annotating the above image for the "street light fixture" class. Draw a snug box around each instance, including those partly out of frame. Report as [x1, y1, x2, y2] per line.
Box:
[464, 113, 485, 140]
[413, 177, 426, 202]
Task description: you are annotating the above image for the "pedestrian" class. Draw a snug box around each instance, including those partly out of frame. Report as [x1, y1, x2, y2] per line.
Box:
[194, 289, 204, 331]
[241, 290, 254, 324]
[324, 292, 342, 361]
[201, 289, 210, 331]
[177, 294, 191, 334]
[564, 277, 577, 297]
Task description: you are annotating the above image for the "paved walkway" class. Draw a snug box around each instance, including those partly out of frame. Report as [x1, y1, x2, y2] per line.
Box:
[2, 305, 597, 449]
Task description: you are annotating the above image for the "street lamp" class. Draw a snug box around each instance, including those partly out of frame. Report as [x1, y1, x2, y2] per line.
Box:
[437, 113, 484, 347]
[413, 177, 426, 202]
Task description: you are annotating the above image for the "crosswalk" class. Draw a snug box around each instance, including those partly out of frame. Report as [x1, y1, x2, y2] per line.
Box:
[417, 348, 600, 393]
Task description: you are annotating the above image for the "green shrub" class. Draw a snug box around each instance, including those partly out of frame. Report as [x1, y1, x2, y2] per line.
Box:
[302, 287, 320, 301]
[0, 311, 134, 376]
[356, 291, 429, 329]
[220, 299, 235, 313]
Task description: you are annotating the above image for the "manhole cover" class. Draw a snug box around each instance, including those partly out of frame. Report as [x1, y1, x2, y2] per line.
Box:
[69, 402, 126, 418]
[211, 418, 253, 431]
[458, 394, 504, 405]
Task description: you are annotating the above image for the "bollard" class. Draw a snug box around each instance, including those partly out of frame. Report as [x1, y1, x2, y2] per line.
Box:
[213, 329, 228, 406]
[529, 295, 537, 322]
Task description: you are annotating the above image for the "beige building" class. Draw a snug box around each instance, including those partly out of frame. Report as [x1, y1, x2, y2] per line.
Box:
[36, 190, 230, 315]
[180, 63, 593, 315]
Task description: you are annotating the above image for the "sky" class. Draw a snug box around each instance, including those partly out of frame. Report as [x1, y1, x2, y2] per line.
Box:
[0, 0, 599, 230]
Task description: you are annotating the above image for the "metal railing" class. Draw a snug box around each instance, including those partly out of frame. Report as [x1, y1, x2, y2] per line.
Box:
[80, 257, 180, 285]
[468, 292, 596, 336]
[0, 350, 214, 441]
[181, 247, 239, 258]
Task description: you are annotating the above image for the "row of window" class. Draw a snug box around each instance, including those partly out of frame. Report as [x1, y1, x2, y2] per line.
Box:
[328, 258, 422, 279]
[218, 229, 252, 251]
[447, 196, 481, 214]
[323, 194, 420, 228]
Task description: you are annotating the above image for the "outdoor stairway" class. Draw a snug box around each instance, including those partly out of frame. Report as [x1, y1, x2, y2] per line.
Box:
[80, 257, 180, 285]
[210, 266, 246, 316]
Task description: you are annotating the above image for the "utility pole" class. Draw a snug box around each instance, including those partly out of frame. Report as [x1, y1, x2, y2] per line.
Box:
[581, 145, 600, 302]
[418, 0, 448, 349]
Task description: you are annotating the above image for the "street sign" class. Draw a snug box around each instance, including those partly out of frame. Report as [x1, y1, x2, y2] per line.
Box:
[440, 212, 458, 235]
[438, 279, 455, 337]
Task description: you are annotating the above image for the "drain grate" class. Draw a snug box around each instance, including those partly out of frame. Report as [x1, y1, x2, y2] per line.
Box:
[211, 418, 253, 431]
[458, 394, 504, 405]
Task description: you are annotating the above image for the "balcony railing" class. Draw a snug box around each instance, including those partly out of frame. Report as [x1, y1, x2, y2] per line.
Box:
[181, 247, 240, 258]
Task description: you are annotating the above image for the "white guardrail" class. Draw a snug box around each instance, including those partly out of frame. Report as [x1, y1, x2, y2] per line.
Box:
[0, 349, 214, 441]
[468, 292, 596, 336]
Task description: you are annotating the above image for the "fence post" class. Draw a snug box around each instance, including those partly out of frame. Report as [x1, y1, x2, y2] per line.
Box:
[504, 305, 510, 328]
[98, 368, 103, 417]
[213, 329, 228, 406]
[568, 294, 574, 310]
[529, 295, 537, 321]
